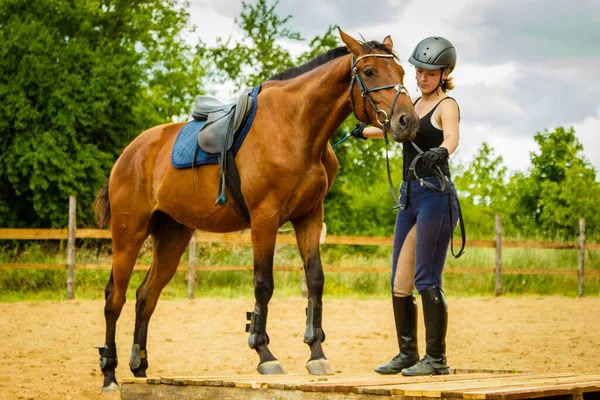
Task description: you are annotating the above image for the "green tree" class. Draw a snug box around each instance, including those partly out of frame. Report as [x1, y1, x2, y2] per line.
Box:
[0, 0, 205, 228]
[452, 143, 508, 237]
[203, 0, 302, 88]
[506, 127, 600, 239]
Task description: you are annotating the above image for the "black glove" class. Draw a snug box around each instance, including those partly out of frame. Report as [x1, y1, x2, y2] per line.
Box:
[350, 122, 367, 140]
[421, 147, 449, 168]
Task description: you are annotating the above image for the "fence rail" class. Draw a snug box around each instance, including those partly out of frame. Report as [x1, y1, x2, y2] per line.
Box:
[0, 196, 598, 298]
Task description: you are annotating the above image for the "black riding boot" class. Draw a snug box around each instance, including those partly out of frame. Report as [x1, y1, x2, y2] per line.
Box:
[374, 295, 419, 374]
[402, 286, 450, 376]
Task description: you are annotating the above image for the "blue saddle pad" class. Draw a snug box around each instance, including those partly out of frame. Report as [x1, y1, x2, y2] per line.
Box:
[171, 85, 261, 169]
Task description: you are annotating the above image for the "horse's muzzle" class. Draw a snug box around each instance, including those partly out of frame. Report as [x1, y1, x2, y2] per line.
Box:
[390, 113, 419, 143]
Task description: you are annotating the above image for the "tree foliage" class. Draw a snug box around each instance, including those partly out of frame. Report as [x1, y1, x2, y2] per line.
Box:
[0, 0, 204, 227]
[1, 0, 598, 243]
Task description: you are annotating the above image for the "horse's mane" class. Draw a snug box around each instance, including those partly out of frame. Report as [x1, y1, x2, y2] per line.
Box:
[268, 41, 396, 82]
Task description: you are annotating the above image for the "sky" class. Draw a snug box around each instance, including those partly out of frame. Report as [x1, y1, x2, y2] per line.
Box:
[187, 0, 600, 175]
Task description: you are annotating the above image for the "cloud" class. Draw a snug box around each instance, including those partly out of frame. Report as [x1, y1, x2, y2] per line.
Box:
[190, 0, 413, 39]
[454, 0, 600, 64]
[571, 107, 600, 174]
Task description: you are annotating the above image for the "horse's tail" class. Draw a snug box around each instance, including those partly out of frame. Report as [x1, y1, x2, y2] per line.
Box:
[95, 181, 111, 227]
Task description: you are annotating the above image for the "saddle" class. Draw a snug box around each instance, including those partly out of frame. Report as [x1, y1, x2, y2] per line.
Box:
[191, 88, 254, 217]
[192, 87, 254, 154]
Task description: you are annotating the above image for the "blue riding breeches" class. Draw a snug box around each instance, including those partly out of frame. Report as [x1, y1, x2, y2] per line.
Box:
[391, 176, 459, 294]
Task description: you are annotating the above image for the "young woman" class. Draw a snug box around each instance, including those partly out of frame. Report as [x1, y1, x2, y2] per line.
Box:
[352, 36, 460, 376]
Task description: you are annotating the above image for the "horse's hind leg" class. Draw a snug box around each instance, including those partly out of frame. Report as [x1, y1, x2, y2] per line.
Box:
[292, 204, 333, 375]
[247, 214, 285, 374]
[101, 213, 151, 391]
[129, 212, 194, 378]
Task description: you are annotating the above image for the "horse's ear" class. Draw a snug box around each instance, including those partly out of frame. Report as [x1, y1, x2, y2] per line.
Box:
[338, 27, 362, 56]
[383, 35, 393, 49]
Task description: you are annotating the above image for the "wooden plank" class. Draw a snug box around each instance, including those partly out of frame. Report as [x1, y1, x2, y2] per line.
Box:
[307, 373, 515, 395]
[392, 374, 598, 398]
[466, 380, 600, 400]
[0, 228, 69, 239]
[0, 263, 66, 270]
[66, 195, 76, 299]
[579, 218, 585, 298]
[1, 227, 600, 250]
[358, 373, 573, 396]
[120, 382, 395, 400]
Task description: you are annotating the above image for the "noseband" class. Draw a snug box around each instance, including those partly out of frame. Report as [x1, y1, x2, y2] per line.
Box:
[349, 53, 409, 133]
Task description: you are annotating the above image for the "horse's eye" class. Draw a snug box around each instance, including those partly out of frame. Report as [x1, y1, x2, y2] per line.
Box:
[364, 69, 374, 78]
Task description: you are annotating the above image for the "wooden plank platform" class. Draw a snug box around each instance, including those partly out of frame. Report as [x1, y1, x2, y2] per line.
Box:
[120, 371, 600, 399]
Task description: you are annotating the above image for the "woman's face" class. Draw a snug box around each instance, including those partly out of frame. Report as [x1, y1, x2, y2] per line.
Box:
[415, 67, 442, 94]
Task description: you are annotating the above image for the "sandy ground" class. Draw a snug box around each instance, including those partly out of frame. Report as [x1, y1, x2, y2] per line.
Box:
[0, 296, 599, 400]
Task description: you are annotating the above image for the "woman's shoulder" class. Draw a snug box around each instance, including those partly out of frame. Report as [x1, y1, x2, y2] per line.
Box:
[438, 97, 459, 111]
[437, 96, 460, 120]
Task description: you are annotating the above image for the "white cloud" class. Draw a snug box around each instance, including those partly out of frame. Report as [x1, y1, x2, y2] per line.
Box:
[571, 107, 600, 175]
[453, 63, 519, 87]
[455, 123, 537, 174]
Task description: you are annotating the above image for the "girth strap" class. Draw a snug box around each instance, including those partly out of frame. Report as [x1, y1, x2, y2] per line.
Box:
[224, 151, 250, 223]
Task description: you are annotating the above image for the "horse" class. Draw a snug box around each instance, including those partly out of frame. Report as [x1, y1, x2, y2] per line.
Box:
[94, 27, 419, 391]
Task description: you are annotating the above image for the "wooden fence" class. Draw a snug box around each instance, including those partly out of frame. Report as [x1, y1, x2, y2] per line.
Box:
[0, 196, 598, 299]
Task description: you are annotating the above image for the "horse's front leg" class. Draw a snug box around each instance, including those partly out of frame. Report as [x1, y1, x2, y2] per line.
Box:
[292, 204, 333, 375]
[247, 214, 285, 374]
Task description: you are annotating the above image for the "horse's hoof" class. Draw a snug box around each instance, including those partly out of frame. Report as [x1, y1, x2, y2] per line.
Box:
[101, 382, 119, 392]
[257, 360, 287, 375]
[306, 358, 334, 375]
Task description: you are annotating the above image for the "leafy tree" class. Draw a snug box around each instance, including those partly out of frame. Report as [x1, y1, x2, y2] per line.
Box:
[0, 0, 205, 227]
[506, 127, 600, 239]
[202, 0, 302, 88]
[452, 143, 508, 237]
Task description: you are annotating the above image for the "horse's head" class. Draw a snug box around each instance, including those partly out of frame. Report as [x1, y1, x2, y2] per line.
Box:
[339, 28, 419, 143]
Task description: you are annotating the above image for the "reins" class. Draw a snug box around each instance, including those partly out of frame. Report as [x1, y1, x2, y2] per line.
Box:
[399, 141, 466, 258]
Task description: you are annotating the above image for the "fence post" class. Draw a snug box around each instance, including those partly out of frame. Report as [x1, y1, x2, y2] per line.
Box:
[66, 195, 76, 299]
[578, 218, 585, 298]
[495, 214, 502, 297]
[188, 234, 196, 300]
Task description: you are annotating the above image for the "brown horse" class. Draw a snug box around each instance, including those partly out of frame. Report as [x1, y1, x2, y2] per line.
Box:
[95, 28, 419, 391]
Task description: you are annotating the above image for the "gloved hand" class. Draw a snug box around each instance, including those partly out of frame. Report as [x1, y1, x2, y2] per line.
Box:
[421, 146, 449, 168]
[350, 122, 368, 140]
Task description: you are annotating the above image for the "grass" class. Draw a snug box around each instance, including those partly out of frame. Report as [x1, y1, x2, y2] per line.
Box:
[0, 240, 598, 302]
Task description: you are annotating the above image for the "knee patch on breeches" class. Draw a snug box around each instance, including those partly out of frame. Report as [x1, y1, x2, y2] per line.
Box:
[393, 225, 416, 297]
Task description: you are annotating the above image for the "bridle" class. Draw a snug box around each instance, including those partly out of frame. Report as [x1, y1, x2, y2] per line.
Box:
[348, 52, 410, 209]
[349, 53, 409, 132]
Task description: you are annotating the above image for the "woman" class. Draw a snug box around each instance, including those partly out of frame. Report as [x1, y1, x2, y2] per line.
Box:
[352, 36, 460, 376]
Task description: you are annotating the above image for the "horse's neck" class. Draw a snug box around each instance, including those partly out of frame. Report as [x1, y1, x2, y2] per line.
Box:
[264, 57, 352, 158]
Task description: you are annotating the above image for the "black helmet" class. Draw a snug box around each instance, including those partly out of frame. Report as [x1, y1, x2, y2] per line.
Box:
[409, 36, 456, 72]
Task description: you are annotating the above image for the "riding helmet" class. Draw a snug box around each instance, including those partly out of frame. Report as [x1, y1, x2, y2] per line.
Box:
[409, 37, 456, 72]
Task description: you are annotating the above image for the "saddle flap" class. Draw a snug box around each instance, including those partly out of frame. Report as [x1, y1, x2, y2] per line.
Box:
[196, 89, 254, 154]
[192, 96, 231, 121]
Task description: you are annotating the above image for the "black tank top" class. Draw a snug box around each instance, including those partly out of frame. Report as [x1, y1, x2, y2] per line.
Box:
[402, 97, 457, 181]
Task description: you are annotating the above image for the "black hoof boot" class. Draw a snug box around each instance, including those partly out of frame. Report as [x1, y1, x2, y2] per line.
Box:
[129, 344, 148, 377]
[402, 286, 449, 376]
[375, 295, 419, 375]
[99, 345, 119, 391]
